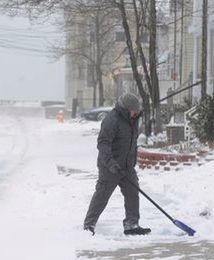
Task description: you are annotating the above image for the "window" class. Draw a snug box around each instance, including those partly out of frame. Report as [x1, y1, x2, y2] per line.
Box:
[141, 32, 149, 43]
[196, 36, 202, 79]
[210, 29, 214, 78]
[87, 64, 95, 87]
[115, 31, 126, 42]
[78, 65, 85, 80]
[89, 31, 95, 42]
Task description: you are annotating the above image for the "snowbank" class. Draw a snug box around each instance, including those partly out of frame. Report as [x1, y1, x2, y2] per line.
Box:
[0, 115, 213, 259]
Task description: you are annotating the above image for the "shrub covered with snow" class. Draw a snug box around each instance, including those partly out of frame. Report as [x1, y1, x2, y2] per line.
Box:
[190, 94, 214, 145]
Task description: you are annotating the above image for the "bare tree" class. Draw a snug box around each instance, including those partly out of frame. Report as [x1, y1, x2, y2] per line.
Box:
[110, 0, 162, 135]
[63, 1, 120, 107]
[0, 0, 122, 108]
[0, 0, 62, 19]
[110, 0, 150, 136]
[201, 0, 208, 100]
[148, 0, 161, 133]
[1, 0, 163, 130]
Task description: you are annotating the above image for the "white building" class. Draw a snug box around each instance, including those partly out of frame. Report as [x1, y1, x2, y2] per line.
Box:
[190, 0, 214, 101]
[166, 0, 194, 106]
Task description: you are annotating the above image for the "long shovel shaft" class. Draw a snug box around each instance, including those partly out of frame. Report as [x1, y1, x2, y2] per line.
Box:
[128, 179, 174, 222]
[127, 178, 196, 236]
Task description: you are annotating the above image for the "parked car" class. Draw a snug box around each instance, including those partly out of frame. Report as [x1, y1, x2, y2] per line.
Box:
[81, 106, 113, 121]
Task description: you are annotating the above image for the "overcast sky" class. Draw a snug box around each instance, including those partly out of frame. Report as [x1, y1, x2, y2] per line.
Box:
[0, 15, 65, 102]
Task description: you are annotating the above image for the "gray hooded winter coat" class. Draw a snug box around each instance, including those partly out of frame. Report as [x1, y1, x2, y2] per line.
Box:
[84, 93, 141, 231]
[97, 98, 140, 174]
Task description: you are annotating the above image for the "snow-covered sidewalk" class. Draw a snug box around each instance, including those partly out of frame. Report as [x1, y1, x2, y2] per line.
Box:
[0, 114, 214, 259]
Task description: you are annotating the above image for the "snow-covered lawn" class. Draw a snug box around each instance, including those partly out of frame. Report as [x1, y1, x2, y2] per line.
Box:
[0, 113, 214, 259]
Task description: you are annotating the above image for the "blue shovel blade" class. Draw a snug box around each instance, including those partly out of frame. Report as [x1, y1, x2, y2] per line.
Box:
[173, 219, 196, 236]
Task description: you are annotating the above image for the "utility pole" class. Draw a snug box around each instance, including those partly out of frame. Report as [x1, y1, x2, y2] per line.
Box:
[149, 0, 161, 133]
[201, 0, 208, 100]
[173, 0, 177, 90]
[179, 0, 184, 88]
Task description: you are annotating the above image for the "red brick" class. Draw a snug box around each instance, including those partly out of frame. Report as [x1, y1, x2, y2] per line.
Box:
[170, 161, 179, 166]
[164, 166, 171, 171]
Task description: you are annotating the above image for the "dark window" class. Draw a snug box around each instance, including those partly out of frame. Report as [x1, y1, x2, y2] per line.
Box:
[115, 31, 125, 42]
[169, 0, 183, 14]
[210, 29, 214, 77]
[87, 64, 94, 87]
[90, 31, 95, 42]
[141, 32, 149, 43]
[78, 65, 85, 80]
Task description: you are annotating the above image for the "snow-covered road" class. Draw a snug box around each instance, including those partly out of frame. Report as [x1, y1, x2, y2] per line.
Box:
[0, 111, 214, 259]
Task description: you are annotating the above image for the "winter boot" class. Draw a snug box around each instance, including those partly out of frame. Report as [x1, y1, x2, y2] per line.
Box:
[84, 225, 95, 236]
[124, 226, 151, 235]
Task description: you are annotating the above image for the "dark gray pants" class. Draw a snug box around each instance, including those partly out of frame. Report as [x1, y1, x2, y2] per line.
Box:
[84, 169, 140, 230]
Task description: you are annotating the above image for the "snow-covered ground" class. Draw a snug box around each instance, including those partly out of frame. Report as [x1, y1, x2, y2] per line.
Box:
[0, 111, 214, 259]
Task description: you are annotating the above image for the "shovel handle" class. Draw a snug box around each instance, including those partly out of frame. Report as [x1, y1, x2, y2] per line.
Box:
[127, 177, 174, 222]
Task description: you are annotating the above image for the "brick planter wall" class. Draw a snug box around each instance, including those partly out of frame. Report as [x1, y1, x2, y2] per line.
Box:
[137, 148, 196, 170]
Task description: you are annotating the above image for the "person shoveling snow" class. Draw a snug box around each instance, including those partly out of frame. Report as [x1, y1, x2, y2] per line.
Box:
[83, 93, 151, 236]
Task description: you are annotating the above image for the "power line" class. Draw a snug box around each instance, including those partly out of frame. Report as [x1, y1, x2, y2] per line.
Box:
[0, 16, 65, 56]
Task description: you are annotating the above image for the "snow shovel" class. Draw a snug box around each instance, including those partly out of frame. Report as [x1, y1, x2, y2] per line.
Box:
[127, 178, 196, 236]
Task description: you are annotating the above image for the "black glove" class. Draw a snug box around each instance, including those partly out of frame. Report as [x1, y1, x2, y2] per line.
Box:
[109, 164, 121, 175]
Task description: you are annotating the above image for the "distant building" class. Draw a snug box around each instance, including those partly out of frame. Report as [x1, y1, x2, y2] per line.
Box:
[190, 0, 214, 102]
[167, 0, 194, 106]
[64, 11, 130, 112]
[64, 5, 168, 112]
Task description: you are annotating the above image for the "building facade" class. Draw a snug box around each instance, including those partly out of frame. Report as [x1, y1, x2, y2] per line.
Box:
[65, 9, 129, 112]
[167, 0, 194, 106]
[190, 0, 214, 102]
[64, 4, 168, 113]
